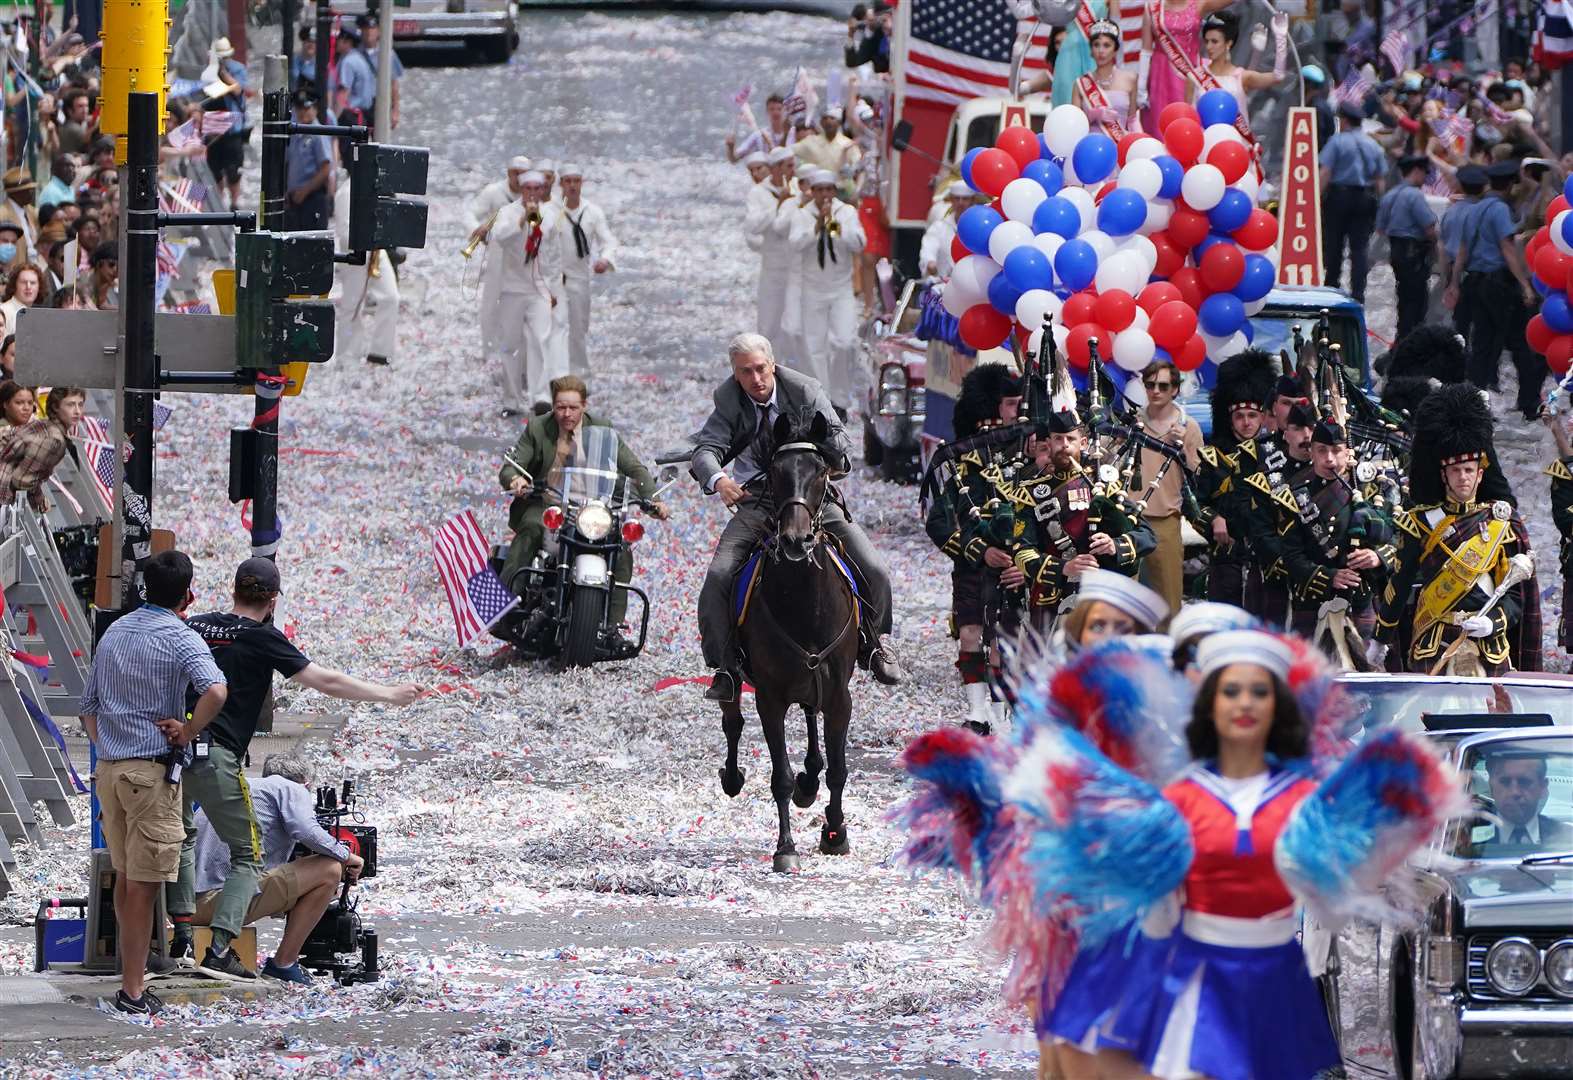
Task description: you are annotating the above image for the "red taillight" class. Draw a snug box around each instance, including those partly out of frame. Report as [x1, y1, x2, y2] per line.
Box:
[621, 519, 645, 544]
[542, 506, 565, 531]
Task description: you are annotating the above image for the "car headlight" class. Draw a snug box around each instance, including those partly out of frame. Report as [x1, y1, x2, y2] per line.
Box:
[1486, 937, 1541, 996]
[1544, 940, 1573, 998]
[878, 362, 907, 392]
[577, 501, 613, 541]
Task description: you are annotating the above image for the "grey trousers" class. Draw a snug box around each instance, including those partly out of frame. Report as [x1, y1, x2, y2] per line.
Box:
[697, 494, 893, 670]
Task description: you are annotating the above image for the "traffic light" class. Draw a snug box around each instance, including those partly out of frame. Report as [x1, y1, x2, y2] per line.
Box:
[348, 142, 429, 252]
[235, 231, 336, 368]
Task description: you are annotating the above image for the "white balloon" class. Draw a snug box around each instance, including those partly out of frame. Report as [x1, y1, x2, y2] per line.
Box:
[1061, 187, 1096, 234]
[1045, 104, 1091, 159]
[1202, 123, 1246, 155]
[1232, 170, 1260, 202]
[1553, 212, 1573, 256]
[1243, 297, 1268, 316]
[940, 281, 972, 317]
[988, 220, 1035, 265]
[1141, 199, 1173, 235]
[1117, 234, 1158, 273]
[1200, 331, 1231, 356]
[1082, 229, 1117, 263]
[1032, 232, 1065, 262]
[1129, 306, 1151, 332]
[1113, 328, 1157, 372]
[1053, 322, 1070, 351]
[1118, 158, 1164, 201]
[1001, 177, 1049, 224]
[1180, 163, 1226, 211]
[1027, 327, 1044, 354]
[1015, 288, 1062, 329]
[950, 254, 1001, 300]
[1061, 154, 1084, 188]
[1121, 377, 1149, 409]
[1095, 250, 1148, 296]
[1223, 331, 1249, 355]
[1126, 136, 1166, 161]
[1263, 245, 1279, 266]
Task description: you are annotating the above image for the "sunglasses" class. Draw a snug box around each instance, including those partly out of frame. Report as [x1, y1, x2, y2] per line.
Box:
[1143, 379, 1176, 391]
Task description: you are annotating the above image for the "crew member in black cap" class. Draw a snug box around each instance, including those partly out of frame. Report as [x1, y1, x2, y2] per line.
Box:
[1375, 154, 1439, 340]
[1319, 100, 1386, 304]
[1273, 415, 1394, 666]
[1440, 164, 1488, 343]
[1240, 401, 1317, 626]
[1199, 349, 1277, 605]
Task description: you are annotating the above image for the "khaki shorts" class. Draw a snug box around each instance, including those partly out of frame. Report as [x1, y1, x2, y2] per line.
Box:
[98, 758, 183, 883]
[195, 859, 310, 926]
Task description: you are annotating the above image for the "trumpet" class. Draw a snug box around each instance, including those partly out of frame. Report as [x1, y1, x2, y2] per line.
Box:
[461, 204, 505, 259]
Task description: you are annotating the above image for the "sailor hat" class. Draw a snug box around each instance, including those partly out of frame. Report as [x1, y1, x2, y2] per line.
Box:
[536, 158, 558, 174]
[507, 156, 533, 172]
[1196, 630, 1294, 681]
[558, 163, 583, 178]
[807, 169, 838, 188]
[743, 151, 768, 167]
[520, 170, 546, 186]
[947, 180, 975, 198]
[1169, 602, 1256, 646]
[767, 146, 795, 165]
[1075, 569, 1169, 632]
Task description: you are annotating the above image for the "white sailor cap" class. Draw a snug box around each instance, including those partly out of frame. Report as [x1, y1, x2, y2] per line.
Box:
[767, 147, 795, 165]
[947, 181, 975, 199]
[1074, 569, 1169, 632]
[1169, 602, 1256, 646]
[807, 168, 838, 188]
[519, 170, 546, 186]
[743, 151, 768, 167]
[508, 156, 532, 172]
[558, 163, 583, 178]
[536, 158, 558, 174]
[823, 105, 844, 121]
[1196, 630, 1295, 682]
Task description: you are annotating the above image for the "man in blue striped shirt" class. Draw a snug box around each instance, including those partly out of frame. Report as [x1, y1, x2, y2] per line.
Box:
[79, 550, 227, 1016]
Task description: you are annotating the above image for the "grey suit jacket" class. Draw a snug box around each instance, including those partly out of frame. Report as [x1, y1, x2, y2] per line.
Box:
[689, 365, 851, 491]
[1494, 815, 1573, 847]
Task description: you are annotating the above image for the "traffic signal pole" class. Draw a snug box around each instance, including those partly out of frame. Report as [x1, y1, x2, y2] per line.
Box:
[251, 55, 292, 562]
[119, 91, 161, 607]
[315, 8, 334, 114]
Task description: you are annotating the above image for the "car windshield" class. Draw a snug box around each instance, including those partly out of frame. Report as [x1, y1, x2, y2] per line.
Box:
[1250, 307, 1365, 385]
[1451, 736, 1573, 860]
[558, 426, 621, 507]
[1341, 678, 1573, 733]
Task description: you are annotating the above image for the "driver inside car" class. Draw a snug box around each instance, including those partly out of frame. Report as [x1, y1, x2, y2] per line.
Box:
[498, 375, 668, 634]
[1479, 752, 1573, 850]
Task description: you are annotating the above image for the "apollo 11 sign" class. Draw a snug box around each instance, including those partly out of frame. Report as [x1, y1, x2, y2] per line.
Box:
[1276, 107, 1323, 287]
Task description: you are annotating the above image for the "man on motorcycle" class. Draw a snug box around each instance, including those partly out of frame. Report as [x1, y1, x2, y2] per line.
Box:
[498, 375, 668, 636]
[692, 332, 904, 703]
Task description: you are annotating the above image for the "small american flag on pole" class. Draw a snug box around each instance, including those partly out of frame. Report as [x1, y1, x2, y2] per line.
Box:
[781, 67, 819, 123]
[73, 416, 116, 510]
[1330, 71, 1374, 109]
[160, 177, 207, 214]
[433, 509, 518, 647]
[1380, 28, 1409, 74]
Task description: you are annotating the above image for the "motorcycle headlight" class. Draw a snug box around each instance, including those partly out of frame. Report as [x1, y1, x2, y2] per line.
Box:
[1486, 937, 1541, 997]
[878, 387, 906, 415]
[1544, 940, 1573, 998]
[577, 501, 613, 542]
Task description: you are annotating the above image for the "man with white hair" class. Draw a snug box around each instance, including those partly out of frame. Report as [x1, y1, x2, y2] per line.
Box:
[789, 170, 865, 416]
[919, 182, 975, 278]
[491, 170, 564, 416]
[748, 147, 802, 367]
[551, 164, 618, 377]
[468, 156, 531, 361]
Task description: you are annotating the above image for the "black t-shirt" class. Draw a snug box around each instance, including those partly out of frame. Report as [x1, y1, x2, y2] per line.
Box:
[185, 611, 311, 757]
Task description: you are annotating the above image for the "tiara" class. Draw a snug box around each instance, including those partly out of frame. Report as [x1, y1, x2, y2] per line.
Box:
[1088, 19, 1121, 40]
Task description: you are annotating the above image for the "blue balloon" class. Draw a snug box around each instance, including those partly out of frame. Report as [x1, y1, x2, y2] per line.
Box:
[1022, 158, 1065, 197]
[1153, 155, 1185, 200]
[1097, 188, 1148, 237]
[1032, 196, 1081, 239]
[1544, 290, 1573, 333]
[1070, 366, 1089, 393]
[1196, 88, 1239, 129]
[1564, 172, 1573, 206]
[960, 147, 984, 191]
[1055, 238, 1099, 292]
[1071, 132, 1118, 185]
[1561, 213, 1573, 253]
[1195, 359, 1218, 390]
[1103, 366, 1127, 398]
[1232, 253, 1276, 303]
[1038, 132, 1054, 161]
[1003, 245, 1055, 292]
[1208, 188, 1253, 234]
[988, 270, 1027, 316]
[1240, 320, 1254, 343]
[957, 205, 1004, 256]
[1193, 233, 1227, 260]
[1199, 293, 1246, 337]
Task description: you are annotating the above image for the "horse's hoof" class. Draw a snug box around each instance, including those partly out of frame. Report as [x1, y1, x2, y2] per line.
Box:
[718, 766, 745, 798]
[791, 772, 819, 808]
[772, 852, 801, 873]
[820, 824, 850, 855]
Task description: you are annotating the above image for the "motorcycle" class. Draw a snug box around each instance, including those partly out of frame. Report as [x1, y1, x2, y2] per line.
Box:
[488, 427, 670, 667]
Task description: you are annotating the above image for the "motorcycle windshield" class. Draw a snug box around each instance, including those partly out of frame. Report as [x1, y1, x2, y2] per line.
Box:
[559, 426, 621, 506]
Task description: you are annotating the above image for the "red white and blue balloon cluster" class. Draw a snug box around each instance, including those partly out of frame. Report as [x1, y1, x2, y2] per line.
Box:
[1523, 173, 1573, 375]
[940, 92, 1279, 394]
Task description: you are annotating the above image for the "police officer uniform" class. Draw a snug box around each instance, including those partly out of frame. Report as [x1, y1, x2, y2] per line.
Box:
[1456, 160, 1543, 418]
[1320, 101, 1386, 304]
[1374, 155, 1438, 341]
[1439, 164, 1486, 344]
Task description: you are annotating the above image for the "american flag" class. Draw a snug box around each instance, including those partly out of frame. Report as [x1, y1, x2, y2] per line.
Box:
[432, 509, 518, 647]
[1380, 28, 1409, 74]
[74, 416, 116, 510]
[730, 83, 752, 110]
[156, 240, 182, 278]
[1536, 0, 1573, 69]
[165, 111, 235, 151]
[782, 67, 819, 122]
[1330, 71, 1374, 109]
[153, 402, 173, 431]
[903, 0, 1050, 106]
[160, 177, 207, 214]
[168, 299, 212, 315]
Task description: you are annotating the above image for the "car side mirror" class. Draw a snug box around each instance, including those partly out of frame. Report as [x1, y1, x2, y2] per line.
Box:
[892, 120, 914, 152]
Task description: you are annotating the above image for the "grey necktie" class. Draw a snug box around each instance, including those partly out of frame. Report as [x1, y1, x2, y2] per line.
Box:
[1510, 826, 1530, 844]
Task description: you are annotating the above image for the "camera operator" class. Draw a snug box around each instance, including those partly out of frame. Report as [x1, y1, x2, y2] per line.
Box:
[163, 557, 418, 982]
[191, 754, 364, 986]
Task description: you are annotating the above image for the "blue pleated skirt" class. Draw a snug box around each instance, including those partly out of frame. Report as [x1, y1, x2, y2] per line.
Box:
[1042, 922, 1170, 1051]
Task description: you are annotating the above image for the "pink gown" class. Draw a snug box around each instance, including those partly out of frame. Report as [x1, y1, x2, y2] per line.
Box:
[1142, 0, 1200, 134]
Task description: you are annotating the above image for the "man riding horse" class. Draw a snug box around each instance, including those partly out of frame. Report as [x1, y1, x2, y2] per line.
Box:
[692, 332, 905, 703]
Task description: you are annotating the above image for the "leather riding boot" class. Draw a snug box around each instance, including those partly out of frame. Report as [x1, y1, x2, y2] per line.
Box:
[869, 635, 905, 686]
[705, 669, 740, 703]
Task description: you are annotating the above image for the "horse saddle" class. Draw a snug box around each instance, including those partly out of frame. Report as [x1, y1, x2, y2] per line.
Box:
[733, 543, 863, 629]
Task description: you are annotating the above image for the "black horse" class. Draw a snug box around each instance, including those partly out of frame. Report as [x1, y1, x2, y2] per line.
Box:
[717, 412, 858, 873]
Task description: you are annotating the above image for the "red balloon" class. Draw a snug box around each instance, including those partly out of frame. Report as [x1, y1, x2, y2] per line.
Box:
[1158, 101, 1199, 134]
[1199, 243, 1245, 293]
[1527, 229, 1549, 265]
[970, 148, 1021, 198]
[1548, 335, 1573, 374]
[1149, 300, 1199, 351]
[996, 125, 1042, 172]
[1170, 267, 1205, 310]
[1138, 281, 1183, 315]
[1117, 131, 1150, 166]
[1535, 245, 1573, 290]
[1232, 209, 1278, 252]
[1150, 232, 1185, 278]
[1176, 334, 1208, 372]
[950, 233, 970, 265]
[1061, 290, 1098, 328]
[1094, 289, 1137, 332]
[1550, 196, 1571, 221]
[1093, 180, 1117, 204]
[959, 304, 1013, 350]
[1066, 322, 1108, 369]
[1527, 313, 1556, 354]
[1164, 119, 1205, 166]
[1206, 141, 1251, 185]
[1168, 206, 1211, 249]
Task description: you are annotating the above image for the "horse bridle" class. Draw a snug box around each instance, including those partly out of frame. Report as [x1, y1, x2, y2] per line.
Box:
[769, 440, 830, 538]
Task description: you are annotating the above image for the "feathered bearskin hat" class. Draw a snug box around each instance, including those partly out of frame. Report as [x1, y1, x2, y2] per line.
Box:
[1379, 375, 1440, 423]
[953, 362, 1022, 440]
[1408, 382, 1495, 505]
[1210, 348, 1278, 444]
[1386, 324, 1466, 382]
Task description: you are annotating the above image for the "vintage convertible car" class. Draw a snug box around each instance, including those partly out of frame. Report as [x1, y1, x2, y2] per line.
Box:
[1322, 677, 1573, 1080]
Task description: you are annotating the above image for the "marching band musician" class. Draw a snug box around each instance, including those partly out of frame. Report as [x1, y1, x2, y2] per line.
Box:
[1377, 384, 1543, 675]
[740, 151, 770, 258]
[552, 165, 619, 378]
[467, 156, 531, 364]
[748, 147, 801, 367]
[918, 182, 975, 279]
[1546, 410, 1573, 653]
[1198, 350, 1277, 607]
[490, 170, 565, 418]
[333, 144, 400, 370]
[1239, 400, 1316, 626]
[788, 169, 865, 417]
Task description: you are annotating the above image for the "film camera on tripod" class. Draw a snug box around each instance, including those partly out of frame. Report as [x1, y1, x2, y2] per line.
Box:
[295, 779, 380, 985]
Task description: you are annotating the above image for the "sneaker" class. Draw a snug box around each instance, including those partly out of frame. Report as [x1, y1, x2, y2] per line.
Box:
[196, 946, 257, 983]
[144, 950, 181, 980]
[112, 987, 165, 1016]
[261, 957, 314, 986]
[168, 928, 194, 963]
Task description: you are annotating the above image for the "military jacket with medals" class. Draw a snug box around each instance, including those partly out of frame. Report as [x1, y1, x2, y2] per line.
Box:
[1272, 469, 1397, 609]
[1376, 496, 1528, 667]
[964, 457, 1155, 610]
[1239, 436, 1308, 583]
[1549, 455, 1573, 578]
[926, 448, 996, 564]
[1196, 437, 1253, 561]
